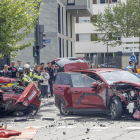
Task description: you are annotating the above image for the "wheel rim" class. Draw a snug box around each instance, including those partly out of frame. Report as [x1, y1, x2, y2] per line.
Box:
[61, 103, 69, 115]
[110, 102, 116, 119]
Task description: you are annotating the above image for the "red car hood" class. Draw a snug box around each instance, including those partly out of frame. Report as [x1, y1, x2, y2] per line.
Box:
[64, 62, 89, 72]
[114, 81, 140, 88]
[0, 77, 17, 83]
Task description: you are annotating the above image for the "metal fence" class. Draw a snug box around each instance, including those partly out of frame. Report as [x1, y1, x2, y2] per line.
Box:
[84, 56, 122, 69]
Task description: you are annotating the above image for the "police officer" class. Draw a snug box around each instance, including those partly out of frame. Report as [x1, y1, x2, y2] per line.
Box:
[33, 65, 41, 81]
[24, 64, 34, 79]
[18, 68, 30, 87]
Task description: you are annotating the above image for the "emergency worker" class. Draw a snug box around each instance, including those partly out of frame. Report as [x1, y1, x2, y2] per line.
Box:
[33, 65, 41, 81]
[24, 64, 34, 79]
[18, 68, 30, 87]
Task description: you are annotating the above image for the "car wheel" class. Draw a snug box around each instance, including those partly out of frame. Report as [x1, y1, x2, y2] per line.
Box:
[59, 101, 72, 116]
[110, 98, 123, 120]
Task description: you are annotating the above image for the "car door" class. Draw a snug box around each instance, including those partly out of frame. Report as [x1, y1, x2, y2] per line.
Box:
[70, 74, 105, 109]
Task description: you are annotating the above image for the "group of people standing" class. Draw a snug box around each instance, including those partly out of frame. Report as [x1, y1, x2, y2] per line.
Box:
[0, 60, 60, 99]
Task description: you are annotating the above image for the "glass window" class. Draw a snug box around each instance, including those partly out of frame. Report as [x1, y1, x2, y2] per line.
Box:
[100, 71, 140, 85]
[55, 73, 61, 84]
[67, 0, 75, 5]
[71, 74, 97, 87]
[79, 17, 90, 23]
[58, 4, 61, 33]
[100, 0, 105, 3]
[60, 73, 70, 85]
[79, 34, 91, 42]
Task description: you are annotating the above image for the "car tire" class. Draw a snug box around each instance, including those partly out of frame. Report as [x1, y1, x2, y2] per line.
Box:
[110, 98, 123, 120]
[59, 101, 73, 116]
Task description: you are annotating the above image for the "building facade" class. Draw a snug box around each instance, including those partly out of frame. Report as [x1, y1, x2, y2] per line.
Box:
[75, 0, 128, 58]
[13, 0, 93, 66]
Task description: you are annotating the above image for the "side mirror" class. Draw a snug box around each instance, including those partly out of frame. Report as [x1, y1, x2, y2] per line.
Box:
[91, 82, 99, 88]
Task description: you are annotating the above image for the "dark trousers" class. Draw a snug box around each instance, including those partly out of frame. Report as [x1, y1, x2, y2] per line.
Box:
[41, 85, 48, 98]
[49, 79, 53, 96]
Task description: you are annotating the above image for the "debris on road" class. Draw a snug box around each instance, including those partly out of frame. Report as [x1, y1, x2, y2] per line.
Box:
[14, 117, 27, 122]
[42, 118, 55, 121]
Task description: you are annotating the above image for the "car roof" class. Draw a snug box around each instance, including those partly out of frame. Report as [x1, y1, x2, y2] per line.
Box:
[72, 68, 124, 73]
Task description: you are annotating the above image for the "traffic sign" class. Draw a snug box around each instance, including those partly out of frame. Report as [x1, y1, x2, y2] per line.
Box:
[130, 54, 136, 62]
[45, 39, 50, 43]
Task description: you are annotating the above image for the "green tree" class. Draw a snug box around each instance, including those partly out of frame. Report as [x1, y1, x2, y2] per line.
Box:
[0, 0, 41, 59]
[91, 0, 140, 47]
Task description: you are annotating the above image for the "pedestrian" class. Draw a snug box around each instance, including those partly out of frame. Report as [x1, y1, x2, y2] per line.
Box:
[27, 62, 30, 65]
[136, 65, 140, 75]
[1, 65, 11, 77]
[53, 65, 60, 81]
[126, 61, 137, 72]
[18, 68, 30, 87]
[41, 68, 50, 99]
[52, 65, 55, 70]
[46, 62, 54, 97]
[97, 64, 101, 68]
[8, 61, 17, 78]
[40, 63, 45, 73]
[128, 67, 140, 78]
[16, 60, 22, 77]
[15, 60, 22, 70]
[90, 63, 95, 69]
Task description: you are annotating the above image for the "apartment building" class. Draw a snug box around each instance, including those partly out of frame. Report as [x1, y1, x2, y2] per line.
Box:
[75, 0, 127, 58]
[13, 0, 93, 66]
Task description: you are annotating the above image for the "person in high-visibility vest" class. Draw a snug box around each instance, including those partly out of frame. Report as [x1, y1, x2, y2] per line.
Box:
[24, 64, 34, 79]
[18, 68, 30, 87]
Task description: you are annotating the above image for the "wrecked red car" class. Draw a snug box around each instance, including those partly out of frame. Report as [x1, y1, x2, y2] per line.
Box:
[0, 77, 41, 116]
[53, 64, 140, 120]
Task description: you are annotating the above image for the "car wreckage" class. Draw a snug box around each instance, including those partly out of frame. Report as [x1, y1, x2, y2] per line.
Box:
[53, 60, 140, 120]
[0, 77, 41, 116]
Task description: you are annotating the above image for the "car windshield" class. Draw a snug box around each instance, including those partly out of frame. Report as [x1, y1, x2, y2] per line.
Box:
[100, 71, 140, 85]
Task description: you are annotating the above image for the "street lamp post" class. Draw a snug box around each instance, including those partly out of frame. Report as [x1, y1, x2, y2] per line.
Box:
[106, 39, 109, 68]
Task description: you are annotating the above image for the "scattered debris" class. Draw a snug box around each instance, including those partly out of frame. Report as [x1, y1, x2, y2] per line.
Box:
[63, 132, 66, 135]
[42, 118, 55, 121]
[100, 124, 106, 127]
[14, 117, 27, 122]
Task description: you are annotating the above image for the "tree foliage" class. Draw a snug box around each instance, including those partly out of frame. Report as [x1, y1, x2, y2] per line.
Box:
[0, 0, 41, 59]
[92, 0, 140, 47]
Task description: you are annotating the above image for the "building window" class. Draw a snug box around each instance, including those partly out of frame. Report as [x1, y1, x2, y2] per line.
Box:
[79, 34, 91, 42]
[62, 7, 64, 34]
[58, 38, 61, 58]
[93, 0, 97, 4]
[70, 15, 72, 38]
[76, 34, 79, 41]
[67, 0, 75, 5]
[66, 12, 68, 36]
[63, 39, 64, 57]
[66, 40, 68, 57]
[112, 0, 117, 3]
[88, 0, 90, 8]
[100, 0, 105, 3]
[79, 17, 90, 23]
[58, 4, 61, 33]
[71, 42, 72, 57]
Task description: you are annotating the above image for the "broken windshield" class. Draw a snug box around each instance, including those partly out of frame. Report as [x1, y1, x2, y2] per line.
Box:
[100, 71, 140, 85]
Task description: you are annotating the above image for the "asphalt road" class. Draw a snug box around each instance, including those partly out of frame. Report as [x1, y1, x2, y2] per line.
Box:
[1, 98, 140, 140]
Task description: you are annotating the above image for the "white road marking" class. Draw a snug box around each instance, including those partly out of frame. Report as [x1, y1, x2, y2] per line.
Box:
[90, 127, 109, 130]
[57, 126, 77, 128]
[125, 127, 140, 130]
[25, 126, 45, 129]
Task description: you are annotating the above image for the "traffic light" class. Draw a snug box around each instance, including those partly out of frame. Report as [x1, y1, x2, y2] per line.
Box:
[33, 46, 40, 58]
[39, 25, 46, 48]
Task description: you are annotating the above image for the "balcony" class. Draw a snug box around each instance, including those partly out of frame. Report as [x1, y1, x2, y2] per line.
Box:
[60, 0, 93, 17]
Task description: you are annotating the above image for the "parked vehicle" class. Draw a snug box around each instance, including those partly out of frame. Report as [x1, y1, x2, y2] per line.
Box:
[53, 65, 140, 120]
[103, 62, 116, 68]
[51, 57, 88, 72]
[0, 77, 41, 116]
